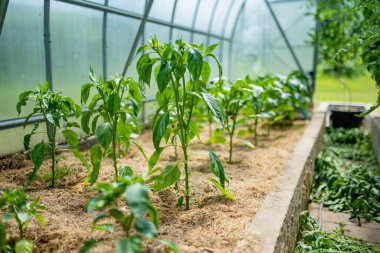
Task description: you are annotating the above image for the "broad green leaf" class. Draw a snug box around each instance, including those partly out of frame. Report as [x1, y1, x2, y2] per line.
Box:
[137, 54, 153, 86]
[202, 91, 226, 126]
[96, 122, 113, 149]
[16, 90, 34, 115]
[207, 53, 223, 78]
[201, 61, 211, 82]
[148, 148, 164, 173]
[188, 47, 203, 81]
[147, 203, 160, 228]
[205, 43, 220, 56]
[15, 240, 33, 253]
[117, 122, 131, 148]
[0, 223, 6, 250]
[89, 144, 102, 185]
[153, 112, 169, 150]
[125, 183, 149, 216]
[132, 141, 148, 161]
[70, 148, 90, 171]
[81, 111, 92, 134]
[116, 236, 142, 253]
[91, 114, 100, 134]
[62, 129, 79, 147]
[135, 217, 157, 238]
[210, 134, 226, 144]
[25, 143, 46, 189]
[88, 93, 101, 111]
[107, 92, 121, 116]
[119, 165, 134, 178]
[188, 121, 200, 140]
[81, 83, 93, 105]
[157, 62, 172, 92]
[209, 150, 227, 188]
[89, 66, 96, 82]
[79, 239, 98, 253]
[158, 240, 182, 253]
[32, 212, 45, 226]
[152, 165, 181, 192]
[209, 178, 235, 200]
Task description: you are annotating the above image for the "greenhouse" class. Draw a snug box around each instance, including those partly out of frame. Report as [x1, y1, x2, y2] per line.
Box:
[0, 0, 379, 252]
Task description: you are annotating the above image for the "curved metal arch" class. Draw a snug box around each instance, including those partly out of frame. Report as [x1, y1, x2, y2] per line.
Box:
[190, 0, 201, 43]
[219, 0, 236, 63]
[169, 0, 178, 42]
[205, 0, 219, 47]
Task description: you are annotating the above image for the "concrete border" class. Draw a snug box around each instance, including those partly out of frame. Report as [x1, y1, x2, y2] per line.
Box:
[365, 110, 380, 165]
[233, 105, 327, 253]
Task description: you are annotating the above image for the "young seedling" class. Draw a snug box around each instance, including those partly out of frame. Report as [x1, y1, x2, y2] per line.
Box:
[136, 37, 234, 210]
[79, 70, 145, 184]
[17, 82, 82, 188]
[0, 189, 45, 253]
[80, 173, 179, 253]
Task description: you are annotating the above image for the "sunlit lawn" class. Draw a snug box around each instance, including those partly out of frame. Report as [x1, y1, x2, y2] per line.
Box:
[314, 73, 378, 104]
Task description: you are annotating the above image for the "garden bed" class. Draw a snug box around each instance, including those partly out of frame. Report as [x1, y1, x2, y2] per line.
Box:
[0, 122, 307, 253]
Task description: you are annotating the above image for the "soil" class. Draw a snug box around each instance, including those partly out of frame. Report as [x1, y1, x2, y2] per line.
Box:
[0, 121, 307, 253]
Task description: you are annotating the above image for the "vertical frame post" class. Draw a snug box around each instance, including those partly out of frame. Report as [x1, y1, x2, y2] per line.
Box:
[102, 0, 108, 79]
[0, 0, 9, 36]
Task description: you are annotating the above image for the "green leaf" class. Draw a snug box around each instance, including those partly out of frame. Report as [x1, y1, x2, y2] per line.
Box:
[0, 223, 6, 250]
[210, 134, 226, 144]
[201, 61, 211, 82]
[81, 111, 92, 134]
[157, 62, 172, 92]
[15, 240, 33, 253]
[242, 140, 256, 149]
[25, 143, 46, 189]
[202, 91, 226, 126]
[209, 178, 235, 201]
[188, 47, 203, 81]
[158, 240, 182, 253]
[107, 92, 121, 116]
[89, 144, 103, 185]
[148, 148, 164, 173]
[79, 239, 98, 253]
[188, 121, 200, 140]
[62, 129, 79, 147]
[116, 236, 142, 253]
[16, 90, 34, 115]
[32, 212, 45, 226]
[119, 165, 134, 178]
[135, 217, 157, 238]
[70, 148, 90, 171]
[81, 83, 93, 105]
[205, 43, 220, 56]
[93, 224, 114, 232]
[152, 165, 181, 192]
[153, 112, 170, 150]
[207, 53, 223, 78]
[125, 183, 149, 217]
[91, 114, 100, 134]
[96, 122, 113, 149]
[137, 54, 153, 86]
[209, 150, 227, 188]
[132, 141, 148, 161]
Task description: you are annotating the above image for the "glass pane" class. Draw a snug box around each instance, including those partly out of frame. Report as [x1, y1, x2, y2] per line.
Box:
[107, 15, 140, 78]
[0, 0, 45, 120]
[225, 0, 244, 37]
[194, 0, 217, 32]
[108, 0, 145, 14]
[173, 0, 197, 27]
[51, 1, 103, 103]
[172, 29, 191, 42]
[192, 33, 208, 46]
[149, 0, 175, 22]
[211, 0, 233, 36]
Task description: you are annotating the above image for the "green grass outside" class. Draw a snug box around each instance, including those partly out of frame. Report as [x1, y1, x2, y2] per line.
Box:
[314, 73, 378, 104]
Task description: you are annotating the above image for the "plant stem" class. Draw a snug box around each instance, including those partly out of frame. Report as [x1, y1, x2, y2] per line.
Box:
[183, 146, 190, 210]
[228, 117, 236, 164]
[112, 116, 118, 179]
[51, 126, 57, 188]
[254, 118, 258, 146]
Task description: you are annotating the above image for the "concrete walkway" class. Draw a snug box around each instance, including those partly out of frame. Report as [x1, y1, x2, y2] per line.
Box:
[309, 202, 380, 248]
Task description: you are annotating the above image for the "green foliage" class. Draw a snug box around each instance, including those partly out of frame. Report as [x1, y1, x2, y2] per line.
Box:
[17, 82, 81, 188]
[136, 36, 233, 209]
[79, 70, 144, 184]
[0, 189, 45, 252]
[310, 0, 380, 111]
[311, 128, 380, 224]
[82, 173, 179, 253]
[294, 211, 380, 252]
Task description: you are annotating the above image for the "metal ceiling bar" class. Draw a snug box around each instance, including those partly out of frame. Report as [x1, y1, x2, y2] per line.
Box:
[102, 0, 108, 79]
[44, 0, 53, 89]
[219, 0, 236, 63]
[206, 0, 219, 47]
[122, 0, 154, 76]
[264, 0, 306, 76]
[190, 0, 201, 43]
[56, 0, 230, 41]
[169, 0, 178, 41]
[0, 0, 9, 36]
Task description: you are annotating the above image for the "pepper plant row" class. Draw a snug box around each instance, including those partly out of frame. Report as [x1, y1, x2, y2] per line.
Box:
[1, 37, 311, 253]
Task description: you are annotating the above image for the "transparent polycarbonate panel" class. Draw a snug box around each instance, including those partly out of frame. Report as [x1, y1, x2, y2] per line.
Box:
[0, 0, 45, 121]
[192, 33, 208, 46]
[172, 29, 190, 42]
[194, 0, 217, 32]
[51, 1, 102, 103]
[221, 41, 230, 78]
[149, 0, 175, 22]
[107, 14, 140, 78]
[173, 0, 197, 27]
[211, 0, 233, 36]
[108, 0, 145, 14]
[87, 0, 105, 4]
[224, 0, 244, 37]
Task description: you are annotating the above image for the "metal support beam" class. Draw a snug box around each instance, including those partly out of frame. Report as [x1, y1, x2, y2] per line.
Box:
[102, 0, 108, 79]
[44, 0, 53, 88]
[169, 0, 178, 42]
[206, 0, 219, 47]
[122, 0, 154, 76]
[0, 0, 9, 36]
[190, 0, 201, 43]
[264, 0, 306, 76]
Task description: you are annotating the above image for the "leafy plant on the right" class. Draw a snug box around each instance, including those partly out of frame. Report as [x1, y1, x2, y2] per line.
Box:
[136, 37, 234, 210]
[79, 173, 179, 253]
[294, 211, 380, 253]
[0, 189, 45, 253]
[17, 82, 82, 188]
